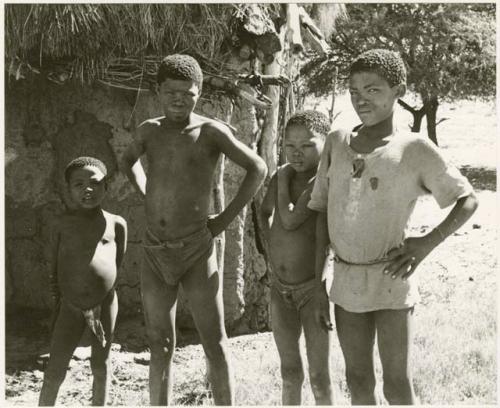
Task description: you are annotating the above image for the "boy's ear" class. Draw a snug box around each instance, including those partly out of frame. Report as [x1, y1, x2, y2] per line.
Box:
[396, 84, 407, 98]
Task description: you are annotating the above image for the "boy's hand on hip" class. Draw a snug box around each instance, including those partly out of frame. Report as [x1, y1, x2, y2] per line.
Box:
[314, 285, 333, 332]
[384, 236, 437, 280]
[207, 214, 226, 237]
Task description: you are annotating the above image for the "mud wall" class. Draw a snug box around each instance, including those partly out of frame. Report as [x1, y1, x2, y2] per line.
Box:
[4, 75, 270, 334]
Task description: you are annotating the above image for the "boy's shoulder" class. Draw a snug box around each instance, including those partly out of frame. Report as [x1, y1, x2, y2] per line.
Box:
[394, 130, 440, 155]
[324, 128, 352, 149]
[194, 114, 233, 137]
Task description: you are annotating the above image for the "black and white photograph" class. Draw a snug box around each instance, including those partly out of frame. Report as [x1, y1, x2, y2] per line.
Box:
[2, 2, 497, 406]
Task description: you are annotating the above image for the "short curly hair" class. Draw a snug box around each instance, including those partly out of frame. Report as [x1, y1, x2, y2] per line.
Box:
[349, 49, 406, 86]
[157, 54, 203, 90]
[64, 156, 108, 183]
[285, 110, 330, 138]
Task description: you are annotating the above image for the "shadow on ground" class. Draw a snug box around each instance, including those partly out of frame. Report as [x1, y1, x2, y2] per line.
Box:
[5, 305, 203, 374]
[460, 165, 496, 191]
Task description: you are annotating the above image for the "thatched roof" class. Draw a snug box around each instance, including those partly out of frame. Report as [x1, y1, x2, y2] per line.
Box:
[5, 4, 282, 87]
[5, 4, 346, 95]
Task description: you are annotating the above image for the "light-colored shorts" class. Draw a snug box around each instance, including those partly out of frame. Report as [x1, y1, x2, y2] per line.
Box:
[142, 227, 214, 286]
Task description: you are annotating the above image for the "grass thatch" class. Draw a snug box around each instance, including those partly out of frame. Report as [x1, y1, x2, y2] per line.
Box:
[4, 4, 257, 87]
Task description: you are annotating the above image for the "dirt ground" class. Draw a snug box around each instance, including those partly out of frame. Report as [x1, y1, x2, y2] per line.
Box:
[4, 98, 497, 405]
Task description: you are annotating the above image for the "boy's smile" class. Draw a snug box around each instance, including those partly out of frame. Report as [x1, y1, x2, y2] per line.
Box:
[285, 125, 324, 173]
[349, 71, 405, 127]
[68, 165, 106, 210]
[158, 78, 200, 123]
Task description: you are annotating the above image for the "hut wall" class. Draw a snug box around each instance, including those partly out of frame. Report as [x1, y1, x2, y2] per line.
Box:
[4, 76, 270, 334]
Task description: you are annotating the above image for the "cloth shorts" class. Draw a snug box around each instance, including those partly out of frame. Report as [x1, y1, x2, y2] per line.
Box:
[271, 277, 317, 311]
[142, 226, 214, 286]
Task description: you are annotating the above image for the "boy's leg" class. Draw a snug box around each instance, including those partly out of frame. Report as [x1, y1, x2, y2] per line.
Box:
[90, 291, 118, 406]
[182, 248, 233, 405]
[271, 287, 305, 405]
[375, 308, 417, 405]
[301, 299, 333, 405]
[39, 301, 86, 406]
[141, 265, 179, 405]
[334, 304, 377, 405]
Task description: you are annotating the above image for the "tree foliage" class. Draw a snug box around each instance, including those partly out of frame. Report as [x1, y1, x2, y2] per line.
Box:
[302, 3, 495, 100]
[300, 3, 495, 143]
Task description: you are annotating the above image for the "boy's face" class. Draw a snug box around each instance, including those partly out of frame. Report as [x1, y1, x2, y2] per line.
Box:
[285, 125, 324, 173]
[67, 165, 106, 210]
[158, 78, 200, 123]
[349, 71, 405, 127]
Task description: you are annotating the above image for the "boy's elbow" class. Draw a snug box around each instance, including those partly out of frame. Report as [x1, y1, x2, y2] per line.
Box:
[467, 192, 479, 212]
[251, 156, 268, 181]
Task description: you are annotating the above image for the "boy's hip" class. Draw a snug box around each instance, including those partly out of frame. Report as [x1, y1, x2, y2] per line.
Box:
[271, 276, 317, 311]
[331, 265, 420, 313]
[142, 226, 214, 286]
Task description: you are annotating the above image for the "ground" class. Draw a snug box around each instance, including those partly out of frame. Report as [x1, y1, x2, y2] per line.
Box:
[4, 98, 497, 405]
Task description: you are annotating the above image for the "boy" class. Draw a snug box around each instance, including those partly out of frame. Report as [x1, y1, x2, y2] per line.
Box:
[261, 111, 333, 405]
[39, 157, 127, 406]
[309, 49, 478, 405]
[121, 54, 267, 405]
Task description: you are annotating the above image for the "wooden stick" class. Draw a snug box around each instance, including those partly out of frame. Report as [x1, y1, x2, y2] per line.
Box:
[286, 4, 304, 54]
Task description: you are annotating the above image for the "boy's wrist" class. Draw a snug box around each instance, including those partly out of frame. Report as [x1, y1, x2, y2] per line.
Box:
[427, 227, 445, 247]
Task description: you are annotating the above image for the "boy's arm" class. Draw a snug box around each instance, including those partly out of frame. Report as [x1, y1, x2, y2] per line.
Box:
[260, 173, 277, 240]
[208, 124, 267, 236]
[313, 211, 333, 331]
[114, 216, 128, 269]
[276, 165, 314, 230]
[121, 125, 147, 198]
[386, 192, 478, 280]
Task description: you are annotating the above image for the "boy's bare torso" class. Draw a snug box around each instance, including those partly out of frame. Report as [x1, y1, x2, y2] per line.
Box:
[269, 175, 316, 284]
[57, 210, 118, 310]
[141, 114, 220, 240]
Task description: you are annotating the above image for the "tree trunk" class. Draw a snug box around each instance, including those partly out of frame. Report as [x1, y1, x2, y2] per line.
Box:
[424, 96, 439, 145]
[397, 99, 426, 132]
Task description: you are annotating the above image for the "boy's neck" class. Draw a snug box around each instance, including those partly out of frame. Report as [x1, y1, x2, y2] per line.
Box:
[293, 166, 317, 182]
[67, 206, 102, 219]
[163, 113, 193, 130]
[359, 114, 394, 140]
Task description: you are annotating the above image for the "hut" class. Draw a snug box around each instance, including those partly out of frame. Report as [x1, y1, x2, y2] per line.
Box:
[4, 4, 345, 336]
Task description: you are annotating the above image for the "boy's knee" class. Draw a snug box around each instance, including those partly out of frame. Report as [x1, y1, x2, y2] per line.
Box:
[203, 336, 229, 362]
[147, 328, 175, 357]
[281, 361, 304, 385]
[43, 366, 67, 387]
[309, 369, 331, 391]
[346, 368, 375, 393]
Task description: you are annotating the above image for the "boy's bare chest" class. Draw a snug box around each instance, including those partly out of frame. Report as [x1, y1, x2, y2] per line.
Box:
[58, 216, 115, 256]
[146, 129, 216, 168]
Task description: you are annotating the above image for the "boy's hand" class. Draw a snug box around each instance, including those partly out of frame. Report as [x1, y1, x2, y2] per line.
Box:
[207, 214, 226, 237]
[384, 235, 438, 280]
[314, 285, 333, 332]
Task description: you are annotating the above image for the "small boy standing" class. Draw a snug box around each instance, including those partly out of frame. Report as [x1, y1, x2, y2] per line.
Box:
[39, 157, 127, 406]
[261, 111, 333, 405]
[309, 49, 478, 405]
[121, 54, 267, 405]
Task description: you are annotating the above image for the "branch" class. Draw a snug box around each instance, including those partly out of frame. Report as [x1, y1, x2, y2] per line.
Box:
[397, 98, 418, 114]
[436, 117, 450, 126]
